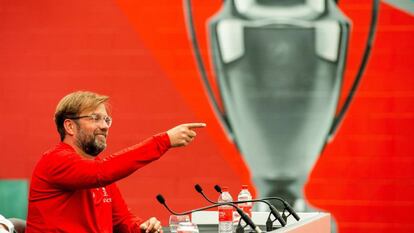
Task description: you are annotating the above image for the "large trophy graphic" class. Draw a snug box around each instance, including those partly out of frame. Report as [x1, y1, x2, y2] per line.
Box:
[184, 0, 380, 210]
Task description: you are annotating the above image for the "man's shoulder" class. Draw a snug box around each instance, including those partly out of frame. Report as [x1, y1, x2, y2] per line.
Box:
[34, 143, 78, 169]
[42, 142, 76, 157]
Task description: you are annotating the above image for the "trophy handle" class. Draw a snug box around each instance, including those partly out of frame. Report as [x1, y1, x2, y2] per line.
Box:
[183, 0, 236, 142]
[327, 0, 381, 142]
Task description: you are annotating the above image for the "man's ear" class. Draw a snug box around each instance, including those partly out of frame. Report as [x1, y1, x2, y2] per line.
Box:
[63, 119, 76, 136]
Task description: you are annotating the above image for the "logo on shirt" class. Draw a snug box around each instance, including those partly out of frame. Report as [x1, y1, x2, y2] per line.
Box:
[102, 187, 112, 203]
[93, 187, 112, 204]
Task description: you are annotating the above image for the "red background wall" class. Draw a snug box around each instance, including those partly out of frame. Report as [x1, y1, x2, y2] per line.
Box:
[0, 0, 413, 232]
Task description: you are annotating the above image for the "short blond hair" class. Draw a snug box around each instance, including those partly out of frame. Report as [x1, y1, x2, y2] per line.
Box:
[55, 91, 109, 141]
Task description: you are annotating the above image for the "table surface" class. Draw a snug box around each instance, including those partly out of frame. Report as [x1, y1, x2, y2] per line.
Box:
[163, 212, 330, 233]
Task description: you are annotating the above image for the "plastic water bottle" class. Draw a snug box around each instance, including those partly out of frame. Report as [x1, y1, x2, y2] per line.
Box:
[237, 185, 253, 218]
[233, 185, 253, 228]
[218, 187, 233, 233]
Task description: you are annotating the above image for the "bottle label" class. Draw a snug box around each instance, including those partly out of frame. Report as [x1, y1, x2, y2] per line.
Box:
[219, 208, 233, 221]
[241, 206, 252, 218]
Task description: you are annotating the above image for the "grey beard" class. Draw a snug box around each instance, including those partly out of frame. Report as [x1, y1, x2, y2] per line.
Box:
[79, 138, 105, 156]
[74, 122, 107, 156]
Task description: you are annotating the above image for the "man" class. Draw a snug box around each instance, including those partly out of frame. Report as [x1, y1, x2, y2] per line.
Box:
[0, 215, 14, 233]
[26, 91, 206, 233]
[0, 216, 25, 233]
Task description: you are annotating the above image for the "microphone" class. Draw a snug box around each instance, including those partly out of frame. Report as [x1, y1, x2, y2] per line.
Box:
[215, 185, 299, 221]
[197, 184, 287, 230]
[261, 198, 300, 221]
[156, 194, 262, 233]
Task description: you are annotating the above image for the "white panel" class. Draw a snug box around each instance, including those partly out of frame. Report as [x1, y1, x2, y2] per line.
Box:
[217, 20, 245, 63]
[234, 0, 254, 14]
[191, 211, 329, 226]
[307, 0, 325, 14]
[234, 0, 325, 19]
[315, 20, 341, 61]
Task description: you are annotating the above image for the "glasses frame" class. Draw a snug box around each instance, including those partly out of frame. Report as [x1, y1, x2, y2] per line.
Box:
[67, 114, 112, 127]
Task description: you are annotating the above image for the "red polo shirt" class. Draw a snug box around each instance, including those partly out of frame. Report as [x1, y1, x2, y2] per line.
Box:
[26, 133, 171, 233]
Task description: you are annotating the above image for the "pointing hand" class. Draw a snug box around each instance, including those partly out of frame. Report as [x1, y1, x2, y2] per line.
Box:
[167, 123, 206, 147]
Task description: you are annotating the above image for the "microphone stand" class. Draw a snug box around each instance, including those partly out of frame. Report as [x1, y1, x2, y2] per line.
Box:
[196, 184, 286, 231]
[194, 185, 254, 233]
[215, 185, 300, 222]
[156, 194, 262, 233]
[260, 197, 300, 222]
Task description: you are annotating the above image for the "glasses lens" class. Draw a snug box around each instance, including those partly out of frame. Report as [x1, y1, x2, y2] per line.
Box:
[88, 114, 112, 127]
[104, 116, 112, 127]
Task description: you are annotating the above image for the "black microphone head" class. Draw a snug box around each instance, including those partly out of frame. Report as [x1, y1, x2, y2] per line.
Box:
[269, 205, 287, 226]
[214, 185, 222, 193]
[194, 184, 203, 193]
[285, 203, 300, 221]
[156, 194, 165, 204]
[234, 205, 260, 232]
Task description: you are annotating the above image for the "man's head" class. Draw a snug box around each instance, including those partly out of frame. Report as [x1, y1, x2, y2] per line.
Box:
[55, 91, 111, 156]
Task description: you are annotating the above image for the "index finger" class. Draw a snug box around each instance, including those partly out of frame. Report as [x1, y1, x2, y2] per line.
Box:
[182, 123, 207, 129]
[146, 219, 157, 232]
[139, 221, 149, 230]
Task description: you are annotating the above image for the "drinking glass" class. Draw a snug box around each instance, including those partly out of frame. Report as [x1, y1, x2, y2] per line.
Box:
[169, 215, 190, 233]
[177, 222, 199, 233]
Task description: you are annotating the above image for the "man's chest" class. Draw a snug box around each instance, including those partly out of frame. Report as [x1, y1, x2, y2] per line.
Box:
[91, 187, 113, 205]
[89, 187, 113, 232]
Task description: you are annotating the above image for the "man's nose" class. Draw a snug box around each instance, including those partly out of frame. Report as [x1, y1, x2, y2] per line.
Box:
[98, 119, 110, 129]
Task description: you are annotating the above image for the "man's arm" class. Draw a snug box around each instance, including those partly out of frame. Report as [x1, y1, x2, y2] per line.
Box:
[45, 133, 171, 190]
[110, 183, 142, 233]
[44, 123, 206, 191]
[110, 184, 162, 233]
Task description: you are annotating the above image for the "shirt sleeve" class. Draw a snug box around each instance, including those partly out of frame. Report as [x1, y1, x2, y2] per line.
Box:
[45, 133, 171, 190]
[109, 183, 143, 233]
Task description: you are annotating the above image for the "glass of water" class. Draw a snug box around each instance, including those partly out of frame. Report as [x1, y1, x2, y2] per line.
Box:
[177, 222, 199, 233]
[169, 215, 190, 233]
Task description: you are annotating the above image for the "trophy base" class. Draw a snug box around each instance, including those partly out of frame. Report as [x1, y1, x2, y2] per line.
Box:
[253, 176, 307, 211]
[252, 177, 338, 232]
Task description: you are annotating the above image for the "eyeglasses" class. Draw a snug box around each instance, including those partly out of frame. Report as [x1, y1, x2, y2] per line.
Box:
[68, 114, 112, 127]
